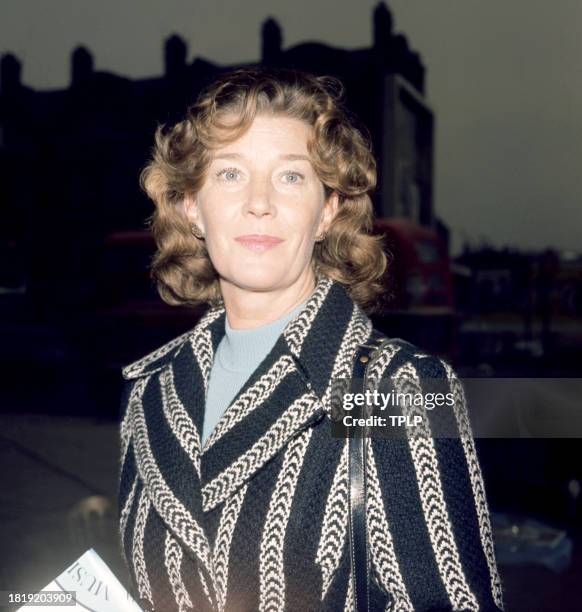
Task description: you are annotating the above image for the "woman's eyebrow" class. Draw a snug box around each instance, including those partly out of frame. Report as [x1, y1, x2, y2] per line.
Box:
[213, 152, 311, 161]
[279, 154, 311, 162]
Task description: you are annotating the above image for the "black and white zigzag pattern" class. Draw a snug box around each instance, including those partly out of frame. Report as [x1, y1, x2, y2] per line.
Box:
[284, 276, 333, 356]
[120, 474, 138, 566]
[366, 440, 414, 611]
[165, 530, 194, 612]
[213, 483, 248, 612]
[160, 365, 203, 479]
[203, 355, 296, 452]
[320, 304, 373, 414]
[259, 428, 314, 611]
[392, 361, 479, 610]
[130, 374, 216, 593]
[133, 486, 153, 607]
[202, 392, 320, 512]
[440, 361, 505, 609]
[190, 328, 215, 393]
[315, 440, 349, 600]
[121, 306, 223, 381]
[343, 567, 354, 612]
[117, 275, 505, 612]
[122, 329, 193, 380]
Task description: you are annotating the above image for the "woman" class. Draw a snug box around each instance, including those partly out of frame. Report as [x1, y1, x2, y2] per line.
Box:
[117, 67, 504, 612]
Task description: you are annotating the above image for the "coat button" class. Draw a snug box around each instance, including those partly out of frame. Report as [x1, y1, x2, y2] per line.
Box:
[359, 355, 369, 363]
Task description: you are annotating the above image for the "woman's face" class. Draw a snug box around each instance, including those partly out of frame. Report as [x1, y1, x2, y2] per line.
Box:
[183, 114, 338, 296]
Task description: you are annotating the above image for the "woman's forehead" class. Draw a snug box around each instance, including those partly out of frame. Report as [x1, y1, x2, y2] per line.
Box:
[210, 114, 313, 157]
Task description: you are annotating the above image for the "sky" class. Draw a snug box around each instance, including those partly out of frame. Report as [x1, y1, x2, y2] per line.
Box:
[2, 0, 582, 256]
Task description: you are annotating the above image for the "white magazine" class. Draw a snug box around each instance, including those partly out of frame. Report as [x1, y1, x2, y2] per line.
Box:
[17, 549, 143, 611]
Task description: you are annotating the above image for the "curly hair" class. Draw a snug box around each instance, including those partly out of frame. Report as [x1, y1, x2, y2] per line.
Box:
[139, 66, 389, 313]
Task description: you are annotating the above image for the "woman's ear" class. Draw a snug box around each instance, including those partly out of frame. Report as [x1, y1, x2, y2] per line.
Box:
[182, 192, 205, 232]
[319, 191, 339, 234]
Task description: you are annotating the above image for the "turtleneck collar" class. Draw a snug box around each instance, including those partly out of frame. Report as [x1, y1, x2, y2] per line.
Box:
[217, 295, 311, 373]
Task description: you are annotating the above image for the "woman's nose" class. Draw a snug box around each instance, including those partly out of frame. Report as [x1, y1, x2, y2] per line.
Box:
[244, 179, 275, 217]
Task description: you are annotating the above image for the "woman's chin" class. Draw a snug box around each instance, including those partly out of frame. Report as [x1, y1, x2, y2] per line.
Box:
[221, 267, 300, 293]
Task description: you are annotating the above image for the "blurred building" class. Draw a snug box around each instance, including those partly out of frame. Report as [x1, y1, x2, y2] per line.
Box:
[0, 2, 439, 318]
[454, 245, 582, 320]
[454, 246, 535, 316]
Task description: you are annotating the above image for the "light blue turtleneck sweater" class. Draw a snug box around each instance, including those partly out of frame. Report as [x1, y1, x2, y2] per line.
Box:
[202, 297, 310, 447]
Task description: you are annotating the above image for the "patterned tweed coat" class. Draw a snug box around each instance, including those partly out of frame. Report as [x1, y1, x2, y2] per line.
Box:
[117, 275, 505, 612]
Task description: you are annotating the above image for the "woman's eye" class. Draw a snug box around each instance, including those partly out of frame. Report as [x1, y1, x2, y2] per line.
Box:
[216, 167, 241, 182]
[282, 171, 304, 184]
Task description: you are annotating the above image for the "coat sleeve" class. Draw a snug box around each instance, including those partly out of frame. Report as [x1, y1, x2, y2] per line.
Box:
[117, 377, 213, 612]
[364, 352, 505, 611]
[117, 379, 152, 609]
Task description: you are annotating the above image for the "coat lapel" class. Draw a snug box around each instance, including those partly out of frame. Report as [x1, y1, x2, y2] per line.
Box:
[122, 273, 374, 599]
[122, 306, 224, 607]
[199, 275, 374, 513]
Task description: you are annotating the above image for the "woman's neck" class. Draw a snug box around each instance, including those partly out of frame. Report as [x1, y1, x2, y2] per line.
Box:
[220, 269, 317, 331]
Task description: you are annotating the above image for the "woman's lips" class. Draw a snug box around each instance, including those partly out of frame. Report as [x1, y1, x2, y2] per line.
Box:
[234, 234, 284, 253]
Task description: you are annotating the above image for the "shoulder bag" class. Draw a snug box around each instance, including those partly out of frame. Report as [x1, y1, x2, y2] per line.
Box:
[348, 328, 389, 611]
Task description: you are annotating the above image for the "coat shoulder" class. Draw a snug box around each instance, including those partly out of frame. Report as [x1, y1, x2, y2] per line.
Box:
[370, 331, 457, 380]
[121, 328, 194, 381]
[121, 305, 225, 381]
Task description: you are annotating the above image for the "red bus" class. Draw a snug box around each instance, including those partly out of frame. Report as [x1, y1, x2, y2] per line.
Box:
[373, 218, 457, 360]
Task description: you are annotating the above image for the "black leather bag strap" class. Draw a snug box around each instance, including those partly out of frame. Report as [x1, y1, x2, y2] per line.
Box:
[348, 329, 388, 611]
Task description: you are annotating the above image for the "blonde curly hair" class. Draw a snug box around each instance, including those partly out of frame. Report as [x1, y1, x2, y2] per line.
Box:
[139, 66, 388, 313]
